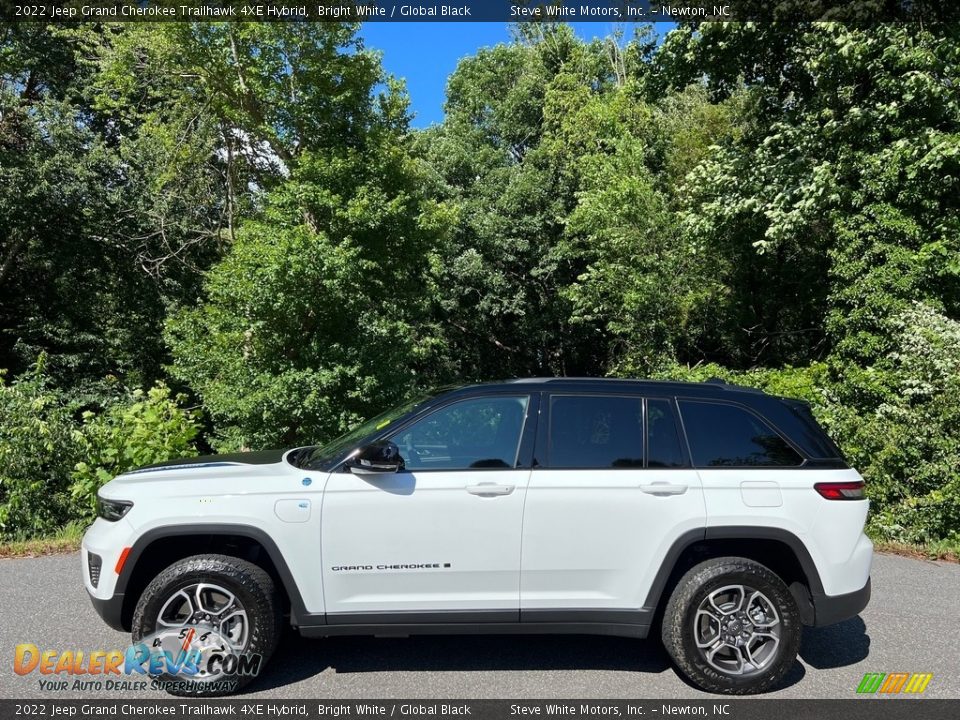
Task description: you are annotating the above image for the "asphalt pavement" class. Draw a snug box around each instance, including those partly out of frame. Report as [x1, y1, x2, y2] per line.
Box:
[1, 552, 957, 700]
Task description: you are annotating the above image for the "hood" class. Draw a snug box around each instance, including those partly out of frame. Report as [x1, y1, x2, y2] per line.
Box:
[100, 447, 312, 500]
[124, 448, 290, 476]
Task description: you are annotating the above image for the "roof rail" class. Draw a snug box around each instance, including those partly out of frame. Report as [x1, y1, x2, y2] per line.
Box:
[704, 377, 766, 394]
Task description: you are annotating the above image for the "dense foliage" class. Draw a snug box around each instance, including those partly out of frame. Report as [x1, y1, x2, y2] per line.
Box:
[0, 360, 79, 539]
[1, 21, 958, 550]
[71, 384, 201, 520]
[0, 359, 198, 539]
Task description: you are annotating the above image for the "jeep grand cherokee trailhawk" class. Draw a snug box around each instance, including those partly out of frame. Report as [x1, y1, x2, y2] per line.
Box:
[82, 378, 872, 695]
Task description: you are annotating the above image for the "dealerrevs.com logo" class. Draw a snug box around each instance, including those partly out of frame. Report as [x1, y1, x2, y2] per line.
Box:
[856, 672, 934, 695]
[14, 627, 262, 694]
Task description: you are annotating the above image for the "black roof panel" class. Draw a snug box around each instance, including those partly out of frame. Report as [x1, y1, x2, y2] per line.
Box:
[448, 376, 765, 398]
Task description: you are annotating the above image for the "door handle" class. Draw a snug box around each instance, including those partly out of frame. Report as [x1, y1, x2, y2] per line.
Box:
[639, 482, 688, 496]
[466, 482, 515, 497]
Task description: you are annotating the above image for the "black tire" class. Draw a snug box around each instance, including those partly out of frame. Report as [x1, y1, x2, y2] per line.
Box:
[131, 554, 283, 697]
[661, 556, 801, 695]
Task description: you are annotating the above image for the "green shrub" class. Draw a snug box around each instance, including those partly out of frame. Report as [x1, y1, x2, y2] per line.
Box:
[0, 356, 202, 540]
[652, 362, 827, 404]
[847, 304, 960, 545]
[71, 384, 201, 520]
[0, 360, 81, 541]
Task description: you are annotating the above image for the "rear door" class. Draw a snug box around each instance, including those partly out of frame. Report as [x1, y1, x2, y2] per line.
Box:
[321, 393, 536, 618]
[520, 394, 706, 618]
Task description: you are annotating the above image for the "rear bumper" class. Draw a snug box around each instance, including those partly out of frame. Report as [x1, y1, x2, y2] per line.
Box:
[811, 576, 871, 627]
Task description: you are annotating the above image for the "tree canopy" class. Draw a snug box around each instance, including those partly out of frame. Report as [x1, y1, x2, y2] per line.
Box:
[1, 21, 959, 550]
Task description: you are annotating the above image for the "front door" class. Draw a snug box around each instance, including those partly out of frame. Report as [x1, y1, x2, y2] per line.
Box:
[321, 394, 535, 620]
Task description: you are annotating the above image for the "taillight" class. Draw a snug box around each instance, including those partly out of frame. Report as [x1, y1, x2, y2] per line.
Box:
[814, 481, 865, 500]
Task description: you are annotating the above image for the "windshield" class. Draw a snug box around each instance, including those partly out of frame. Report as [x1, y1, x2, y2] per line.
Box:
[299, 392, 436, 471]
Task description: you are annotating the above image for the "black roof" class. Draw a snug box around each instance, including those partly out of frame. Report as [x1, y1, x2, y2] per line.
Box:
[443, 376, 767, 400]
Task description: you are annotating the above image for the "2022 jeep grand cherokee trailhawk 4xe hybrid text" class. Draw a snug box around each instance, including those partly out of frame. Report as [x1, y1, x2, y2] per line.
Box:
[82, 378, 872, 695]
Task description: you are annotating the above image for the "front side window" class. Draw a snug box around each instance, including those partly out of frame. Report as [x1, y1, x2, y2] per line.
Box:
[678, 400, 803, 467]
[549, 395, 644, 469]
[391, 396, 529, 471]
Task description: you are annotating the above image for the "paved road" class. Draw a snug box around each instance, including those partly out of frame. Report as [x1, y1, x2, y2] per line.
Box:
[0, 553, 957, 700]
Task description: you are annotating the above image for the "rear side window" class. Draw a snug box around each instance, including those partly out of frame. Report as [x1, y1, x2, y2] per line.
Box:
[549, 395, 643, 469]
[678, 400, 803, 468]
[647, 399, 686, 468]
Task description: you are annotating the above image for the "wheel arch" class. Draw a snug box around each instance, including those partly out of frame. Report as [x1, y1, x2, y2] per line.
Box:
[644, 527, 823, 626]
[116, 524, 308, 632]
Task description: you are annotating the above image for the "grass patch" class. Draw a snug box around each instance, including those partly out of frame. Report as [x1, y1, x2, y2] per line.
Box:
[0, 521, 86, 559]
[872, 539, 959, 563]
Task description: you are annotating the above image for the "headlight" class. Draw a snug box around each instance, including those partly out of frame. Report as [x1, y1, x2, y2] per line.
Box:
[96, 496, 133, 522]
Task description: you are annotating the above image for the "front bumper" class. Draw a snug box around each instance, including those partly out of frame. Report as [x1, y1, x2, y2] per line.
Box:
[89, 590, 127, 632]
[811, 576, 871, 627]
[82, 516, 137, 632]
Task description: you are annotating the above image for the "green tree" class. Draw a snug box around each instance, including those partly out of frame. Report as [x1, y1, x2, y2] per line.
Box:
[416, 26, 668, 379]
[165, 25, 450, 450]
[656, 24, 960, 372]
[0, 24, 230, 393]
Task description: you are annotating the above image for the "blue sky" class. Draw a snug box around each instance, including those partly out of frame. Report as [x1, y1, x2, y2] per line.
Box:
[360, 23, 665, 128]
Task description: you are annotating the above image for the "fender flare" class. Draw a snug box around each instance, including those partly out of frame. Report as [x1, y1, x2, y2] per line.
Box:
[116, 523, 310, 625]
[641, 526, 825, 611]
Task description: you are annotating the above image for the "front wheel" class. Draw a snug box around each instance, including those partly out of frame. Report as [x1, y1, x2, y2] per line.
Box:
[131, 554, 283, 696]
[661, 557, 801, 694]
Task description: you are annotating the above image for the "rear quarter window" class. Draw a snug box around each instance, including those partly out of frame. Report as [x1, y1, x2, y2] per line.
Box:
[678, 400, 803, 468]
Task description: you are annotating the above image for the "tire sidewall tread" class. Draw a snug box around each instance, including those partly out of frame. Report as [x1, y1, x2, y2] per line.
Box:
[661, 556, 801, 695]
[131, 554, 283, 697]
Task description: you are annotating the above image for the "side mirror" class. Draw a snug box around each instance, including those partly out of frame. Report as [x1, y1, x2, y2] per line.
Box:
[347, 441, 404, 475]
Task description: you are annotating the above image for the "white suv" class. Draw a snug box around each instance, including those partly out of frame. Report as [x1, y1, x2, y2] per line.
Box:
[82, 378, 872, 695]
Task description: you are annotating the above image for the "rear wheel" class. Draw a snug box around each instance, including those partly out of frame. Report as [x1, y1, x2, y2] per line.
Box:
[661, 557, 801, 694]
[131, 554, 282, 696]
